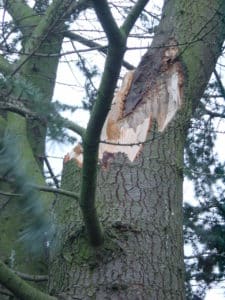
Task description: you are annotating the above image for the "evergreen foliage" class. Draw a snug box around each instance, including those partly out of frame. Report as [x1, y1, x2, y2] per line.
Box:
[0, 133, 53, 254]
[76, 55, 99, 111]
[0, 76, 77, 143]
[184, 80, 225, 298]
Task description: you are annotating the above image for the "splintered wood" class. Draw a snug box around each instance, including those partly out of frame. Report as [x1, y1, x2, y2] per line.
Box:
[64, 40, 184, 168]
[99, 41, 184, 164]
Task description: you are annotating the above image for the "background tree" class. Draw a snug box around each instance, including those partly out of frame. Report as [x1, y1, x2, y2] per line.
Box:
[0, 0, 225, 299]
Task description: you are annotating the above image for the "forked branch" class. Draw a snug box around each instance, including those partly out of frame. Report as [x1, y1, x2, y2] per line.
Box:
[79, 0, 149, 246]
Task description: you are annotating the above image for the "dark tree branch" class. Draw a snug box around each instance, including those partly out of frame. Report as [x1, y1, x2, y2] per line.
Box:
[79, 0, 145, 246]
[31, 184, 79, 200]
[64, 30, 135, 70]
[79, 0, 149, 247]
[91, 0, 125, 45]
[121, 0, 149, 36]
[204, 108, 225, 118]
[0, 176, 79, 200]
[214, 69, 225, 99]
[65, 0, 91, 19]
[55, 114, 86, 137]
[64, 31, 107, 50]
[43, 157, 60, 188]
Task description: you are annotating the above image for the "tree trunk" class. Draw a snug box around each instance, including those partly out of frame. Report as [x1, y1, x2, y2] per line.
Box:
[50, 122, 185, 299]
[0, 20, 63, 277]
[49, 0, 225, 299]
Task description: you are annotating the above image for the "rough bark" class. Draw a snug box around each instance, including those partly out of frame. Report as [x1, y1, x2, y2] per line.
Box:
[49, 0, 225, 299]
[50, 123, 185, 299]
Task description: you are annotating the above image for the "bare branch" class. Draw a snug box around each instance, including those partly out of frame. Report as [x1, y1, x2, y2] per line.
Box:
[0, 176, 79, 200]
[121, 0, 149, 36]
[64, 31, 135, 70]
[79, 0, 149, 247]
[0, 288, 13, 297]
[64, 30, 107, 51]
[80, 0, 139, 245]
[92, 0, 124, 45]
[32, 184, 79, 199]
[64, 0, 91, 19]
[0, 99, 39, 119]
[43, 157, 60, 188]
[204, 108, 225, 119]
[214, 69, 225, 99]
[56, 114, 86, 137]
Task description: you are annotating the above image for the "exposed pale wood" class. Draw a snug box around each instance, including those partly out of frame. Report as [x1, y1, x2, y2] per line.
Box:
[66, 41, 184, 168]
[99, 41, 184, 164]
[64, 144, 83, 168]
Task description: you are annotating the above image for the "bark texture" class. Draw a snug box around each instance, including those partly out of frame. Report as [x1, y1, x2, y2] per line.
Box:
[50, 123, 185, 299]
[49, 1, 225, 299]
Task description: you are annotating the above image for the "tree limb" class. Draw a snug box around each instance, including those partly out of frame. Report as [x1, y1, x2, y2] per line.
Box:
[91, 0, 125, 45]
[204, 107, 225, 118]
[56, 114, 86, 137]
[43, 156, 59, 188]
[64, 0, 91, 19]
[0, 259, 56, 300]
[0, 288, 13, 297]
[10, 0, 75, 76]
[214, 69, 225, 99]
[79, 1, 127, 246]
[13, 270, 48, 282]
[64, 31, 135, 70]
[0, 176, 79, 200]
[3, 0, 39, 36]
[121, 0, 149, 36]
[32, 184, 79, 200]
[80, 0, 148, 247]
[64, 31, 107, 51]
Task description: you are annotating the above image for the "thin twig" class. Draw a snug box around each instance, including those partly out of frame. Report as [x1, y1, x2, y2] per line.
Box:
[43, 157, 60, 188]
[0, 176, 79, 200]
[13, 270, 48, 282]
